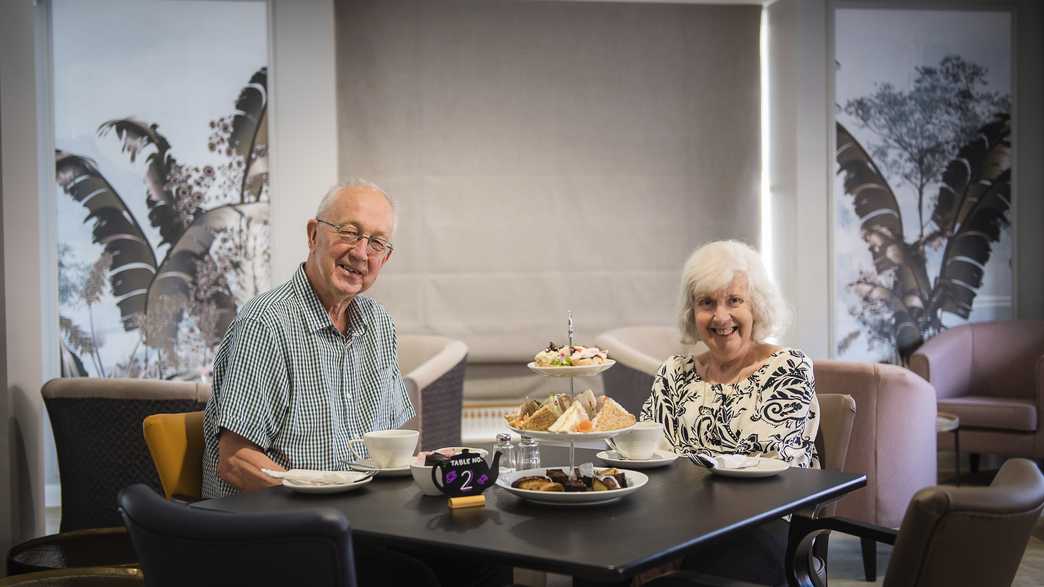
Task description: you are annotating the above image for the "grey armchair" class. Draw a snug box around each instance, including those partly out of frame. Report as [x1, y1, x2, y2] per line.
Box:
[398, 335, 468, 450]
[595, 326, 701, 415]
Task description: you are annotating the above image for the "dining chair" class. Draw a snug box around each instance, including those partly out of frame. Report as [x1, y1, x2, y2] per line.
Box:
[805, 394, 857, 585]
[786, 457, 1044, 587]
[398, 335, 468, 450]
[629, 394, 857, 587]
[118, 484, 358, 587]
[142, 411, 205, 501]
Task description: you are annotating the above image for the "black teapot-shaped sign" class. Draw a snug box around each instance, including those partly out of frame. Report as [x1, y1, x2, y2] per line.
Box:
[431, 450, 500, 498]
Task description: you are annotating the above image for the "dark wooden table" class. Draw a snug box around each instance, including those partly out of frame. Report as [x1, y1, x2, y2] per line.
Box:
[194, 446, 865, 583]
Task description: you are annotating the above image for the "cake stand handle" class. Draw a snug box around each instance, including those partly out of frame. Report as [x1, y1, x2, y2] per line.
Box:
[569, 439, 576, 470]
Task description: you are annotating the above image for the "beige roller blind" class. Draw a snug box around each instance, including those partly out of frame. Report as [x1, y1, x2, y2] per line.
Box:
[335, 0, 761, 361]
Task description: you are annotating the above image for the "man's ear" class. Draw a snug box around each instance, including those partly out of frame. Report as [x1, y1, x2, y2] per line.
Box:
[306, 218, 318, 251]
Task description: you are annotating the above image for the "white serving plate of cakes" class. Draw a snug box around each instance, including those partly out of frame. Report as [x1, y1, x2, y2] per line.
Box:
[496, 466, 648, 506]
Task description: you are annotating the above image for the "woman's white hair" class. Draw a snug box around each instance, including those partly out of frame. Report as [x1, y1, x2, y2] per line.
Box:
[315, 178, 398, 234]
[677, 240, 789, 344]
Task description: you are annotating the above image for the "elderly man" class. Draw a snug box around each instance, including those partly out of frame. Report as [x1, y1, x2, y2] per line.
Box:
[202, 180, 412, 497]
[200, 181, 510, 585]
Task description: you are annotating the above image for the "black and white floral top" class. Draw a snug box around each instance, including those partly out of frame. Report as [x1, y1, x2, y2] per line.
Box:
[640, 348, 820, 468]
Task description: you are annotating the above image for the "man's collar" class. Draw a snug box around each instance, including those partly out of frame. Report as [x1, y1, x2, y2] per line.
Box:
[292, 264, 370, 336]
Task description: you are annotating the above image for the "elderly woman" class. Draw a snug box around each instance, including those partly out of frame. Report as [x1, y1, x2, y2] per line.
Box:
[641, 240, 819, 585]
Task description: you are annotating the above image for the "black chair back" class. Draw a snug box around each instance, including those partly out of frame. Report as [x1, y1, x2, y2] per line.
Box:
[43, 377, 209, 531]
[118, 484, 357, 587]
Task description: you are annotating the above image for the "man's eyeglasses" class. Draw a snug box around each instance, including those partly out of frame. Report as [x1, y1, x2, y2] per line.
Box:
[316, 218, 394, 257]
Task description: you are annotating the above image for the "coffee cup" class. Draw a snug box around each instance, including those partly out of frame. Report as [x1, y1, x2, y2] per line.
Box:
[609, 421, 663, 460]
[348, 429, 419, 468]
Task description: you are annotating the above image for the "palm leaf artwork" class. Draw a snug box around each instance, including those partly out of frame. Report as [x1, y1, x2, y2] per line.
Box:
[836, 123, 925, 356]
[56, 68, 270, 379]
[228, 67, 268, 203]
[55, 152, 158, 330]
[836, 114, 1012, 360]
[930, 114, 1012, 319]
[145, 202, 269, 346]
[97, 119, 187, 247]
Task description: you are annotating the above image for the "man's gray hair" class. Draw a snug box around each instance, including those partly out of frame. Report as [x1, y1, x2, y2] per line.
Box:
[677, 240, 790, 344]
[315, 178, 398, 233]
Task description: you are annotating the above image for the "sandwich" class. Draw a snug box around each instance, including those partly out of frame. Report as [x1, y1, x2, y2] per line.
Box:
[519, 400, 563, 431]
[591, 397, 636, 431]
[548, 401, 590, 433]
[575, 388, 599, 419]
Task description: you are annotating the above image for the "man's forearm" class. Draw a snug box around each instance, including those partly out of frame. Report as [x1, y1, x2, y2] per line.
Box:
[217, 430, 284, 492]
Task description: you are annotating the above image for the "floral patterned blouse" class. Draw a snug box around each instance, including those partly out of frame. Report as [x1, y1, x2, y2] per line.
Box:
[640, 348, 820, 468]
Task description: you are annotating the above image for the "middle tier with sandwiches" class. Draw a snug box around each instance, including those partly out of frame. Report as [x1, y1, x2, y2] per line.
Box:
[506, 389, 636, 433]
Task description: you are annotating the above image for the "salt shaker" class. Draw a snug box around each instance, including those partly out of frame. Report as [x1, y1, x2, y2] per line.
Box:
[493, 433, 516, 474]
[517, 435, 541, 470]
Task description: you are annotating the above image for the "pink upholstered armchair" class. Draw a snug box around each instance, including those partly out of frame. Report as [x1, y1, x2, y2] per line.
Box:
[910, 320, 1044, 462]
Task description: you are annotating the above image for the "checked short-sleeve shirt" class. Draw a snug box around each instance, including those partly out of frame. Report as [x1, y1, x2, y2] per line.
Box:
[201, 264, 415, 498]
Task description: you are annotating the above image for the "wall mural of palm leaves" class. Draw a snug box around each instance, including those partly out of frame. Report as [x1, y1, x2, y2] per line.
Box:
[834, 50, 1012, 362]
[56, 68, 270, 379]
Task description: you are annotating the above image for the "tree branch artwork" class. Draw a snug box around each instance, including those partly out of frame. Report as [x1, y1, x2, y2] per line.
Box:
[837, 56, 1011, 362]
[56, 68, 270, 380]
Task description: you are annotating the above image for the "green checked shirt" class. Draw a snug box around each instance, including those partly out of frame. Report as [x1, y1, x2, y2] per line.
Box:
[202, 264, 415, 498]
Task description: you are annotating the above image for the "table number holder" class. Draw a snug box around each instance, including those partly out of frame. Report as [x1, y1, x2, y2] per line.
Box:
[431, 449, 501, 509]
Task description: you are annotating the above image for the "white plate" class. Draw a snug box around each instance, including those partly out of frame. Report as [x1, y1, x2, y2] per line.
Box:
[596, 449, 678, 469]
[353, 458, 412, 477]
[496, 467, 647, 506]
[709, 457, 789, 478]
[508, 423, 634, 442]
[526, 360, 616, 378]
[282, 473, 373, 494]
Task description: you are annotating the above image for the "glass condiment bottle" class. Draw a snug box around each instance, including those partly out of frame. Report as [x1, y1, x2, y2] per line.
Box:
[517, 435, 541, 471]
[493, 433, 516, 474]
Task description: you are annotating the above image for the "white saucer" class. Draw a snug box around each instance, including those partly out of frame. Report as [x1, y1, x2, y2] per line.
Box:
[354, 458, 412, 477]
[709, 457, 789, 478]
[596, 449, 678, 469]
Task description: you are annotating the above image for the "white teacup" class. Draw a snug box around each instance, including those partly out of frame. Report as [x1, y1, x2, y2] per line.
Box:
[349, 429, 419, 468]
[609, 421, 663, 460]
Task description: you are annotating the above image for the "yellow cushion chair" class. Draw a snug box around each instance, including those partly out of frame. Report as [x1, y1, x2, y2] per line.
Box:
[142, 411, 205, 501]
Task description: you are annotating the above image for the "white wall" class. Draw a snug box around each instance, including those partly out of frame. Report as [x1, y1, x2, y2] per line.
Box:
[766, 0, 832, 359]
[268, 0, 339, 280]
[1, 0, 52, 549]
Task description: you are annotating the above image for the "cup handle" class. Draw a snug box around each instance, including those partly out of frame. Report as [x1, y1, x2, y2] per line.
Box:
[346, 438, 366, 463]
[605, 437, 620, 455]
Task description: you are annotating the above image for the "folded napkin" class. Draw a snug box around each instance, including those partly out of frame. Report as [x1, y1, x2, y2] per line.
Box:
[262, 468, 369, 487]
[711, 455, 760, 469]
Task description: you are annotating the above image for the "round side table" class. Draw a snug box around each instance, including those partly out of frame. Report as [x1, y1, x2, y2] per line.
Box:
[937, 412, 960, 485]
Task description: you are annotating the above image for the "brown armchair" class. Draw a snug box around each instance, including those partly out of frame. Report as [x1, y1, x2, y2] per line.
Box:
[910, 320, 1044, 463]
[786, 457, 1044, 587]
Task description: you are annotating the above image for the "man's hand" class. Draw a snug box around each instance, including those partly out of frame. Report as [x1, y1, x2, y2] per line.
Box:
[216, 429, 285, 492]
